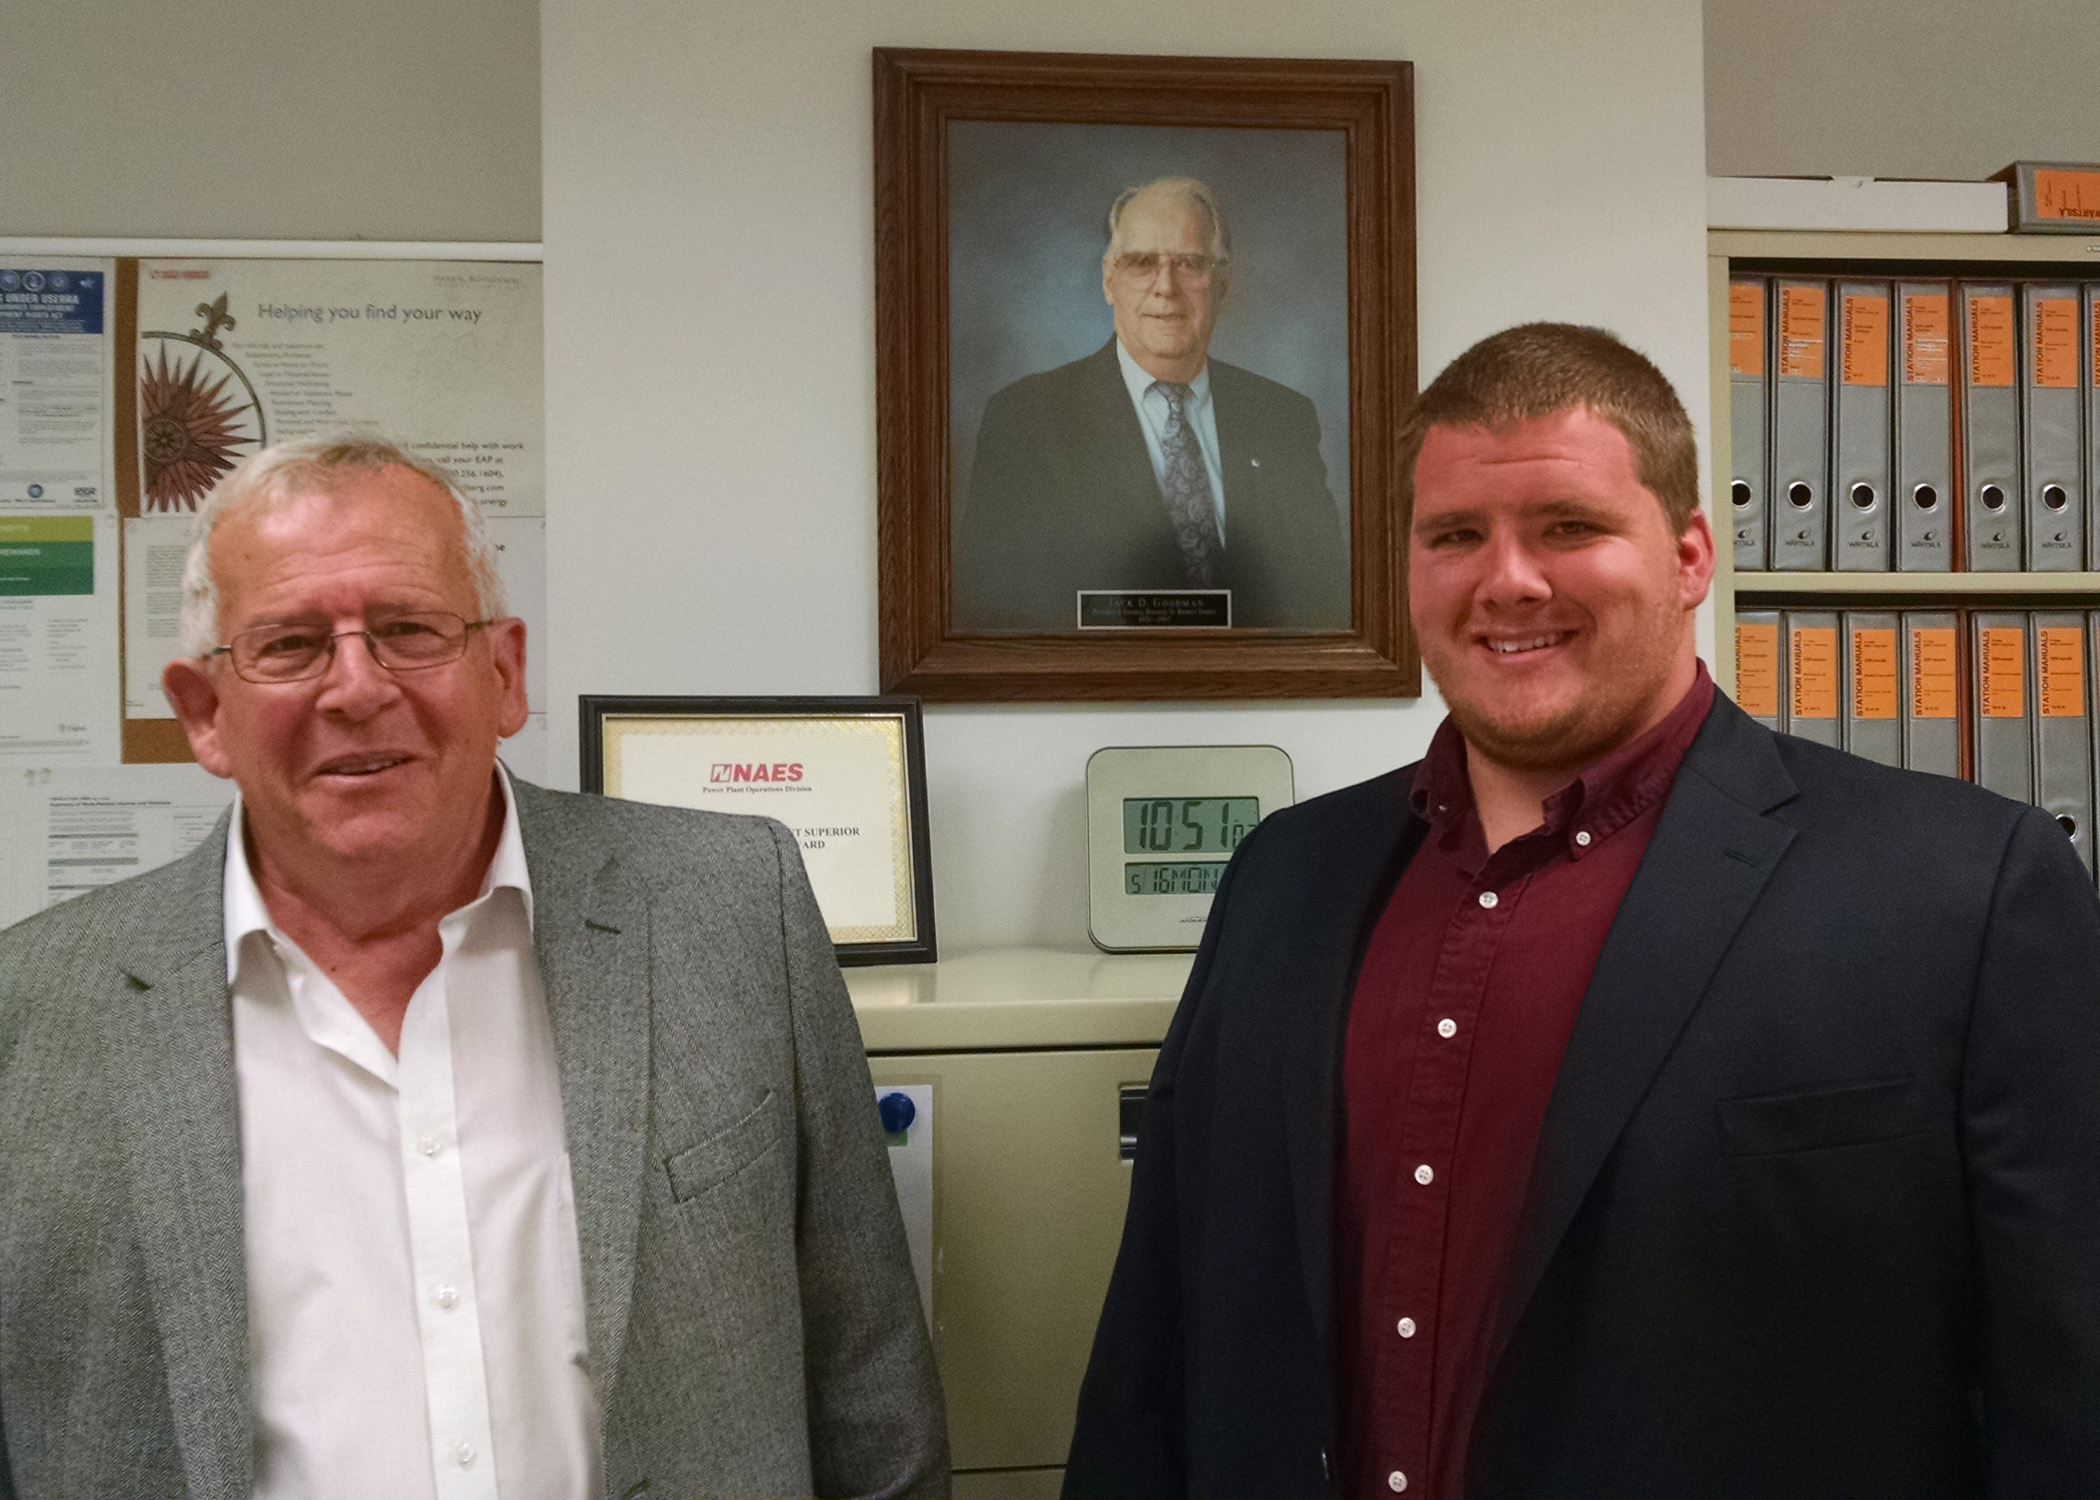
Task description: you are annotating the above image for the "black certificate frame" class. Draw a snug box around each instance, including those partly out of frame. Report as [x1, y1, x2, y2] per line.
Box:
[578, 694, 937, 966]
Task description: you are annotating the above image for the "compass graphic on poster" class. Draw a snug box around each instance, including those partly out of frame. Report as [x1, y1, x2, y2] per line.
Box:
[138, 293, 267, 511]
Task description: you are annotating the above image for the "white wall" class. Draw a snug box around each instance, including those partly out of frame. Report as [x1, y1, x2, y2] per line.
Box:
[541, 0, 1712, 952]
[1706, 0, 2100, 179]
[0, 0, 539, 242]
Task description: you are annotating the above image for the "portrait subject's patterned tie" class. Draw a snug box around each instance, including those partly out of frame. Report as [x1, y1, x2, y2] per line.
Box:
[1154, 380, 1224, 588]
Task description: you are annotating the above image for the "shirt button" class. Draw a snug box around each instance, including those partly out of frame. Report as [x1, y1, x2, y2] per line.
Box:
[1389, 1471, 1408, 1492]
[1436, 1017, 1457, 1039]
[1477, 890, 1498, 909]
[1575, 829, 1592, 847]
[1414, 1164, 1434, 1185]
[1397, 1316, 1417, 1338]
[435, 1284, 458, 1309]
[418, 1136, 441, 1156]
[455, 1442, 476, 1468]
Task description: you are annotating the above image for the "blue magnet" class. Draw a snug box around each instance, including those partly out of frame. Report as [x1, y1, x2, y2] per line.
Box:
[877, 1091, 917, 1137]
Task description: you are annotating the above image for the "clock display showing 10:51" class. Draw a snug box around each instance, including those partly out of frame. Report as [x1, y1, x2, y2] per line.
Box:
[1122, 796, 1258, 896]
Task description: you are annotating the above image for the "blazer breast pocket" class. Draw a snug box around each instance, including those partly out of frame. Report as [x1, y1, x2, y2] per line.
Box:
[1718, 1075, 1927, 1157]
[664, 1089, 783, 1203]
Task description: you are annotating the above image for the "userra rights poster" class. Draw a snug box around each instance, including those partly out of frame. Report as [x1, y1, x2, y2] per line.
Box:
[0, 259, 120, 766]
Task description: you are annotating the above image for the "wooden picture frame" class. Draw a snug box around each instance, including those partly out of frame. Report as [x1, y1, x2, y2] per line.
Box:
[579, 695, 937, 966]
[874, 47, 1417, 701]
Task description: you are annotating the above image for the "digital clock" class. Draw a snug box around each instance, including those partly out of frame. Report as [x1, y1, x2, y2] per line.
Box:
[1087, 745, 1294, 952]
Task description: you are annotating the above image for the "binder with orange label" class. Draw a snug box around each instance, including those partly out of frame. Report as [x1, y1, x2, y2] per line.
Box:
[1784, 610, 1842, 747]
[1971, 611, 2033, 801]
[1961, 283, 2023, 571]
[1772, 280, 1831, 570]
[2088, 612, 2100, 885]
[1841, 612, 1901, 765]
[1902, 611, 1961, 779]
[1735, 610, 1783, 730]
[2087, 285, 2100, 570]
[1728, 277, 1770, 571]
[1833, 283, 1893, 570]
[1894, 283, 1955, 571]
[2032, 611, 2093, 871]
[1995, 162, 2100, 233]
[2022, 285, 2085, 569]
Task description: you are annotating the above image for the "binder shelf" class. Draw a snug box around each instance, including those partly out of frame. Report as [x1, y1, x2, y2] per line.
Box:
[1710, 230, 2100, 886]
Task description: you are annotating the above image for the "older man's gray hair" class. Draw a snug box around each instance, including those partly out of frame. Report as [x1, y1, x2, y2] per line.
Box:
[1103, 176, 1233, 281]
[176, 430, 506, 659]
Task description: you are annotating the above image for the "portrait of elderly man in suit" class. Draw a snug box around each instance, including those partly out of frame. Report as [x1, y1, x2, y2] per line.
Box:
[953, 175, 1350, 632]
[0, 433, 948, 1500]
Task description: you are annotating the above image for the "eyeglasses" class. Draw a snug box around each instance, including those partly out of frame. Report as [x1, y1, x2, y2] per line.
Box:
[1111, 251, 1225, 281]
[210, 611, 493, 683]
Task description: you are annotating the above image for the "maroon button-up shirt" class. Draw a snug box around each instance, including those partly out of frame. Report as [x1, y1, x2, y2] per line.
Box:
[1335, 666, 1715, 1500]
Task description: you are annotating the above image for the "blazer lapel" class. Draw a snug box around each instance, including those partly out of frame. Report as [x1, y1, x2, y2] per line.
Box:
[516, 783, 653, 1407]
[1278, 774, 1427, 1367]
[1079, 340, 1182, 552]
[1210, 365, 1257, 504]
[101, 827, 254, 1500]
[1496, 701, 1799, 1349]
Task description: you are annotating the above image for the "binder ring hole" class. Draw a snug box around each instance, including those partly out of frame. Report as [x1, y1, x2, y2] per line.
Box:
[2043, 484, 2070, 511]
[1849, 483, 1877, 510]
[2060, 814, 2079, 841]
[1911, 484, 1939, 511]
[1731, 480, 1752, 509]
[1981, 484, 2007, 512]
[1787, 482, 1814, 509]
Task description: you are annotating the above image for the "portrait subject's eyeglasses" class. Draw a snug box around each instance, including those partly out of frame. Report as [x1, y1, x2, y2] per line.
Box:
[1111, 251, 1226, 281]
[209, 611, 493, 683]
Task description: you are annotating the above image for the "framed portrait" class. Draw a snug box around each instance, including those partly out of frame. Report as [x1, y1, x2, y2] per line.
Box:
[874, 48, 1417, 701]
[579, 696, 936, 966]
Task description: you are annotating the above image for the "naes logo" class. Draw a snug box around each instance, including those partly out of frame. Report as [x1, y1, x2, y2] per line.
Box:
[710, 762, 805, 784]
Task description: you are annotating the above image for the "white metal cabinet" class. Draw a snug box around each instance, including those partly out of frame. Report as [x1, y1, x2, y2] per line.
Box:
[850, 949, 1189, 1496]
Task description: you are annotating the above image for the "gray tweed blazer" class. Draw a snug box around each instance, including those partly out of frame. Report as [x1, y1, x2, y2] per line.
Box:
[0, 776, 949, 1499]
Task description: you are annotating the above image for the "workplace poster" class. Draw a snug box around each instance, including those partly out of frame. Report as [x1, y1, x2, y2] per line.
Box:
[0, 259, 119, 764]
[124, 260, 545, 740]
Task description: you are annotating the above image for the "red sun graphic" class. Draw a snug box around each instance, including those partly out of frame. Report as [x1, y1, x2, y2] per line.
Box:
[139, 344, 251, 512]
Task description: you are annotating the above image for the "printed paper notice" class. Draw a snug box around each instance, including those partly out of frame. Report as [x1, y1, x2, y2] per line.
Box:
[0, 763, 234, 929]
[0, 513, 119, 762]
[124, 259, 546, 748]
[135, 259, 542, 516]
[122, 513, 196, 719]
[0, 261, 113, 511]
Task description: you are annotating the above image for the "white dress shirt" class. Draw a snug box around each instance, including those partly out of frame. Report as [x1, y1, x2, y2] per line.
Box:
[228, 770, 601, 1500]
[1116, 338, 1228, 543]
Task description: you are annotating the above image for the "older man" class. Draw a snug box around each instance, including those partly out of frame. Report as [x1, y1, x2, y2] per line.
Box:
[0, 434, 947, 1499]
[954, 175, 1349, 632]
[1066, 324, 2100, 1498]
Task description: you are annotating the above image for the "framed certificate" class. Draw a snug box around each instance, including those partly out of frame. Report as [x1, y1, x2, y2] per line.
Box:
[579, 695, 936, 965]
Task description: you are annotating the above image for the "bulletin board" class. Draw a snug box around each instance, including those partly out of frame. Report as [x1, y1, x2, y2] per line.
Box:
[0, 238, 543, 928]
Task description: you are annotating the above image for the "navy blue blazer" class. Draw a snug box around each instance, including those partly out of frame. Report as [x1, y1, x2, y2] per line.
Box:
[954, 340, 1349, 631]
[1066, 694, 2100, 1499]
